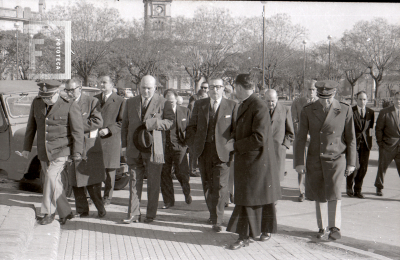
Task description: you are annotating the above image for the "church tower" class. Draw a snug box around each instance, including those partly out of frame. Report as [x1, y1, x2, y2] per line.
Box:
[143, 0, 172, 32]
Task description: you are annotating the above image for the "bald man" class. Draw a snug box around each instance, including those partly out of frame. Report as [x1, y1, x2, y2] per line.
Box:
[121, 75, 175, 224]
[176, 96, 184, 106]
[264, 89, 294, 182]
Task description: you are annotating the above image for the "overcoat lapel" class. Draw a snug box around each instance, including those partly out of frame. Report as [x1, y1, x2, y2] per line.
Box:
[322, 99, 341, 129]
[201, 98, 211, 124]
[236, 94, 256, 122]
[102, 92, 117, 110]
[134, 96, 141, 120]
[362, 109, 371, 133]
[312, 102, 327, 123]
[271, 103, 283, 125]
[389, 106, 400, 132]
[143, 93, 159, 120]
[46, 97, 63, 118]
[217, 98, 228, 121]
[353, 106, 362, 130]
[40, 100, 46, 116]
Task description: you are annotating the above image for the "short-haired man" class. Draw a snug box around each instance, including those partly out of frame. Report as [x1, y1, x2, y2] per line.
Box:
[291, 81, 318, 201]
[121, 75, 175, 223]
[346, 91, 374, 199]
[64, 78, 106, 218]
[94, 76, 125, 206]
[264, 89, 294, 182]
[160, 89, 192, 209]
[23, 80, 84, 225]
[374, 91, 400, 196]
[186, 78, 237, 232]
[188, 82, 209, 105]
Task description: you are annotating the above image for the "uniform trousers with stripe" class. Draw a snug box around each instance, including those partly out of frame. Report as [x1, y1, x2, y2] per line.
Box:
[315, 200, 341, 230]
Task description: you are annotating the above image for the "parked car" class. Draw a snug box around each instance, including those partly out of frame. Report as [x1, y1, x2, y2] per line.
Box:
[0, 81, 129, 197]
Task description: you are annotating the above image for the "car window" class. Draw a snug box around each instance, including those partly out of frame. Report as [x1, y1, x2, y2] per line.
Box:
[5, 93, 37, 118]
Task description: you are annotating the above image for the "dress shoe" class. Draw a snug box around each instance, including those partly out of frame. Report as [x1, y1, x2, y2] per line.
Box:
[376, 188, 383, 196]
[229, 238, 249, 250]
[162, 203, 174, 209]
[144, 217, 154, 223]
[328, 227, 341, 240]
[346, 189, 354, 197]
[122, 215, 140, 224]
[98, 211, 106, 218]
[185, 194, 192, 204]
[212, 225, 222, 232]
[38, 214, 55, 225]
[87, 198, 93, 206]
[259, 232, 271, 241]
[206, 218, 214, 224]
[298, 193, 305, 202]
[74, 212, 89, 218]
[316, 228, 327, 239]
[59, 212, 74, 225]
[354, 192, 365, 199]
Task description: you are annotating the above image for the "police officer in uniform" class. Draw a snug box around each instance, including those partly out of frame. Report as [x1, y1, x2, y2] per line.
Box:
[23, 80, 84, 225]
[294, 80, 356, 240]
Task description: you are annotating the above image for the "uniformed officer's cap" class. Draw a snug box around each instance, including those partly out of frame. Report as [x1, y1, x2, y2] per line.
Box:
[315, 80, 338, 99]
[38, 80, 62, 97]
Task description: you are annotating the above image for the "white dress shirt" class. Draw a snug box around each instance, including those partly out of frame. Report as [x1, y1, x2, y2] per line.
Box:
[210, 97, 222, 111]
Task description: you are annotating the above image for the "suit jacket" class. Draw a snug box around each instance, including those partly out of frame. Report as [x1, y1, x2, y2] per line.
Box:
[352, 106, 374, 150]
[294, 99, 356, 201]
[233, 94, 281, 206]
[121, 93, 175, 164]
[23, 96, 84, 162]
[94, 92, 125, 169]
[185, 97, 237, 162]
[69, 94, 105, 187]
[375, 105, 400, 152]
[174, 105, 191, 144]
[270, 102, 294, 180]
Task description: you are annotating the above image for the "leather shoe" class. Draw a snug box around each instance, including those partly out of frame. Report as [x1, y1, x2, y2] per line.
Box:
[122, 215, 140, 224]
[354, 192, 365, 199]
[346, 189, 354, 197]
[59, 212, 74, 225]
[328, 227, 341, 240]
[212, 225, 222, 232]
[98, 211, 106, 218]
[229, 238, 249, 250]
[185, 194, 192, 204]
[316, 228, 327, 239]
[74, 212, 89, 218]
[144, 217, 153, 223]
[376, 188, 383, 196]
[103, 197, 111, 206]
[38, 214, 55, 225]
[259, 232, 271, 241]
[298, 193, 305, 202]
[206, 218, 214, 224]
[162, 203, 174, 209]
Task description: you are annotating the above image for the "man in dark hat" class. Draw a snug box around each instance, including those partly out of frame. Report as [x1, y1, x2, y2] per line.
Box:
[294, 80, 356, 240]
[22, 80, 84, 225]
[64, 78, 106, 219]
[226, 74, 280, 250]
[121, 75, 175, 224]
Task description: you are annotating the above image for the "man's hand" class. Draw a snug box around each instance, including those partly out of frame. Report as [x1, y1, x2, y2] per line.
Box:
[295, 165, 306, 174]
[99, 128, 110, 137]
[71, 153, 82, 162]
[225, 139, 235, 152]
[344, 165, 356, 177]
[22, 151, 30, 159]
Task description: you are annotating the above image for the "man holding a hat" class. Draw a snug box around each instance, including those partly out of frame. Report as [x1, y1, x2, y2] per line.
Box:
[121, 75, 175, 224]
[294, 80, 356, 240]
[23, 80, 84, 225]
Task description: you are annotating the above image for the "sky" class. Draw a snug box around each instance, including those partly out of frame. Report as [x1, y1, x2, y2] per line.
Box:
[3, 0, 400, 44]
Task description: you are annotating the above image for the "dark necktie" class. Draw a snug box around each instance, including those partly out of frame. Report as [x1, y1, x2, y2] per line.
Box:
[213, 100, 218, 113]
[361, 108, 364, 118]
[101, 94, 106, 107]
[46, 105, 53, 115]
[142, 98, 149, 110]
[270, 109, 273, 119]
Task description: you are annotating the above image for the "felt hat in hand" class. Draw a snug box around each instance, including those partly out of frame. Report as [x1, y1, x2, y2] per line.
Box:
[133, 124, 153, 153]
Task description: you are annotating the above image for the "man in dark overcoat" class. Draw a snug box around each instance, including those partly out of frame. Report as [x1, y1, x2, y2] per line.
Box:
[186, 78, 237, 233]
[94, 75, 125, 206]
[294, 80, 356, 240]
[64, 79, 106, 218]
[264, 89, 294, 181]
[121, 75, 175, 224]
[226, 74, 281, 250]
[347, 91, 374, 199]
[160, 89, 192, 209]
[23, 80, 84, 225]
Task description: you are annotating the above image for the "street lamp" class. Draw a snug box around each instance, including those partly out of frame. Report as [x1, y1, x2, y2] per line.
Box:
[302, 40, 307, 93]
[261, 1, 267, 89]
[14, 22, 20, 80]
[327, 35, 332, 79]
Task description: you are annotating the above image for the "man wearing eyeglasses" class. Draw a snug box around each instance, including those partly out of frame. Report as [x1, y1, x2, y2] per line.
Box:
[22, 80, 84, 225]
[186, 78, 237, 232]
[64, 79, 106, 219]
[291, 80, 318, 202]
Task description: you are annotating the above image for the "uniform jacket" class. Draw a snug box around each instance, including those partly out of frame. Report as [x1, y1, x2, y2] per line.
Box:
[294, 99, 356, 202]
[175, 105, 191, 144]
[375, 105, 400, 152]
[121, 93, 175, 164]
[291, 97, 318, 134]
[185, 97, 237, 162]
[69, 94, 105, 187]
[270, 102, 294, 180]
[94, 92, 125, 169]
[352, 105, 374, 150]
[233, 94, 281, 206]
[23, 95, 84, 162]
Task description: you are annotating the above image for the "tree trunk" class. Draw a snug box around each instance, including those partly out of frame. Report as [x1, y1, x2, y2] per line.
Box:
[194, 79, 202, 93]
[351, 83, 355, 105]
[83, 76, 89, 87]
[374, 78, 379, 107]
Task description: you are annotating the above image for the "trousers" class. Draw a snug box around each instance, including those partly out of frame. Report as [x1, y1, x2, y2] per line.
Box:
[103, 168, 116, 200]
[315, 200, 341, 229]
[73, 183, 105, 215]
[375, 146, 400, 190]
[347, 141, 370, 192]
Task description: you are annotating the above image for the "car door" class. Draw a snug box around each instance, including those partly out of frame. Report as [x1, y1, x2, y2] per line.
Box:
[0, 97, 10, 160]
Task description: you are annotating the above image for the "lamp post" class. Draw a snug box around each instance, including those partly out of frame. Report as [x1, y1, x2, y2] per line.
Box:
[327, 35, 332, 79]
[14, 22, 20, 80]
[302, 40, 307, 93]
[261, 2, 267, 89]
